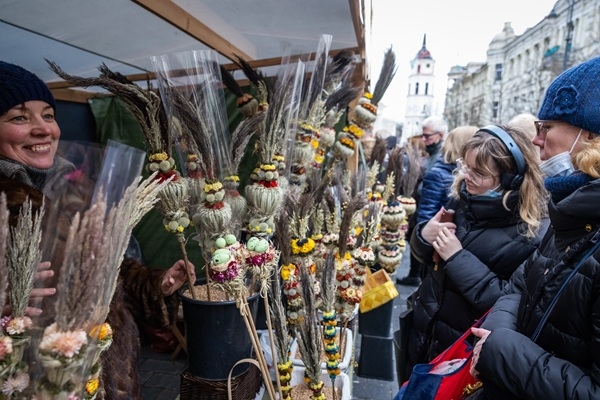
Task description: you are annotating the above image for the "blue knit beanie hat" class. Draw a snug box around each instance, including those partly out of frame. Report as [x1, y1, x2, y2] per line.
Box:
[0, 61, 56, 116]
[538, 56, 600, 135]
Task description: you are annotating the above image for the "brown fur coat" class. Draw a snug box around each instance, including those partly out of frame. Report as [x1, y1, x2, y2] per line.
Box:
[0, 173, 178, 399]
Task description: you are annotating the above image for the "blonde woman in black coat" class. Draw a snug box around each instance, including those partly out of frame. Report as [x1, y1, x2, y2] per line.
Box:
[405, 125, 548, 379]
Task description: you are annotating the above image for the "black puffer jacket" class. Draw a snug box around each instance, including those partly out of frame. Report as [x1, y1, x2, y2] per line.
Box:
[477, 178, 600, 400]
[407, 184, 547, 371]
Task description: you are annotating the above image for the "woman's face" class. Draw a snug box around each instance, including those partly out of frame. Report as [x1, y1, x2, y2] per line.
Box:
[460, 150, 501, 196]
[532, 120, 583, 161]
[0, 101, 60, 169]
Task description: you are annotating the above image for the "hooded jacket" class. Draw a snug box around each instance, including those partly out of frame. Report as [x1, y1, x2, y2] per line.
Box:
[476, 178, 600, 400]
[407, 183, 547, 372]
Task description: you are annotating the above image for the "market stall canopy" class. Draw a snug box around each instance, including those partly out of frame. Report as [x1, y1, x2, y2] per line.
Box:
[0, 0, 371, 103]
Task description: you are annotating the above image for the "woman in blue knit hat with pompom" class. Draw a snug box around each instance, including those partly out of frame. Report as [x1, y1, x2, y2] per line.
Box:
[470, 56, 600, 399]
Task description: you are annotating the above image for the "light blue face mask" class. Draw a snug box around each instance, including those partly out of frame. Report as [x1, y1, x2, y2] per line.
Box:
[539, 129, 582, 178]
[475, 184, 503, 198]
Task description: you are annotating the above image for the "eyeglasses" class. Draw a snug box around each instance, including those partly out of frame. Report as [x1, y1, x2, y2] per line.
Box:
[534, 120, 560, 138]
[421, 131, 439, 138]
[455, 158, 496, 186]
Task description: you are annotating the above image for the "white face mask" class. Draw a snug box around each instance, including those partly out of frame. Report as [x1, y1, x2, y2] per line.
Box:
[539, 129, 582, 178]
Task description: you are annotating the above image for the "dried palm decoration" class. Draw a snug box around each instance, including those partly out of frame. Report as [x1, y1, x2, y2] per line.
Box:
[220, 64, 258, 118]
[291, 35, 331, 187]
[222, 112, 265, 230]
[244, 58, 304, 237]
[317, 50, 361, 168]
[0, 194, 8, 316]
[269, 211, 295, 400]
[46, 61, 197, 297]
[319, 250, 342, 395]
[335, 192, 367, 324]
[0, 193, 37, 396]
[353, 46, 397, 128]
[152, 52, 235, 256]
[34, 172, 169, 398]
[235, 56, 271, 111]
[46, 61, 176, 181]
[295, 261, 324, 400]
[376, 145, 416, 272]
[387, 144, 421, 216]
[6, 199, 42, 323]
[332, 47, 397, 162]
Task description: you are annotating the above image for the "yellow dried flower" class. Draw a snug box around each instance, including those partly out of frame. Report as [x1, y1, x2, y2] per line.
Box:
[204, 181, 223, 193]
[86, 378, 99, 395]
[339, 136, 355, 149]
[260, 164, 277, 171]
[149, 152, 168, 162]
[224, 175, 240, 182]
[90, 323, 112, 341]
[280, 264, 296, 281]
[291, 238, 316, 255]
[343, 123, 364, 138]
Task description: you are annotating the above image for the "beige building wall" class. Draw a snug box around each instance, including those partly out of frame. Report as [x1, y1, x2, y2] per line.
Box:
[444, 0, 600, 130]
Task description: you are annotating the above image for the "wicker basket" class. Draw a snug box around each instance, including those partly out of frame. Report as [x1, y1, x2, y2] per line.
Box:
[180, 362, 263, 400]
[359, 267, 399, 313]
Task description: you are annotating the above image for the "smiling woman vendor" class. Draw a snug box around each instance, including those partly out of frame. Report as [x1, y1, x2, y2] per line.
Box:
[0, 60, 195, 399]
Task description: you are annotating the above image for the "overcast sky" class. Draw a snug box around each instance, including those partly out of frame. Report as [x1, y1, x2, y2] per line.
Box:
[368, 0, 559, 126]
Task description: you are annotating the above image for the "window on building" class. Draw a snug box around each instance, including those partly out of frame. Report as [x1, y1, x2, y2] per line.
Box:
[495, 64, 503, 81]
[415, 83, 419, 95]
[425, 83, 429, 95]
[417, 65, 421, 73]
[492, 101, 499, 118]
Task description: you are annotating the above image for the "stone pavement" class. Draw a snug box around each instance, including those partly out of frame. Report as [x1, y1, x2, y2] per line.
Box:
[138, 247, 416, 399]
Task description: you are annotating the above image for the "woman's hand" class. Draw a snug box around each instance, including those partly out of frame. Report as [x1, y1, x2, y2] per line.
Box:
[432, 226, 462, 261]
[470, 327, 491, 378]
[161, 259, 196, 296]
[3, 261, 56, 317]
[422, 208, 457, 244]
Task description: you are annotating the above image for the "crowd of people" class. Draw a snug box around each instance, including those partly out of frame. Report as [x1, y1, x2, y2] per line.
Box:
[392, 56, 600, 399]
[3, 51, 600, 400]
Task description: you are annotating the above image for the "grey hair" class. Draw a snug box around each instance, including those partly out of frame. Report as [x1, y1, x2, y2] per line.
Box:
[422, 115, 449, 135]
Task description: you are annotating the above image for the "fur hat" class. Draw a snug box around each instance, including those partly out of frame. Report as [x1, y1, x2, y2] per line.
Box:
[537, 56, 600, 135]
[0, 61, 56, 116]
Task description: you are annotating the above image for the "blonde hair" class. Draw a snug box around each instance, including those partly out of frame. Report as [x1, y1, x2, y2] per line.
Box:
[450, 125, 548, 237]
[442, 125, 479, 164]
[507, 113, 537, 140]
[573, 134, 600, 178]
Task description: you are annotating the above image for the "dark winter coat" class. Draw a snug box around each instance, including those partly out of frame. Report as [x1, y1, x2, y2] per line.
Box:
[407, 183, 547, 372]
[0, 158, 178, 400]
[416, 156, 456, 224]
[476, 178, 600, 400]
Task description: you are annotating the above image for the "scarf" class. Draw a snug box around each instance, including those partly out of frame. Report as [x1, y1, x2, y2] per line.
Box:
[425, 140, 442, 157]
[544, 171, 596, 203]
[0, 156, 74, 193]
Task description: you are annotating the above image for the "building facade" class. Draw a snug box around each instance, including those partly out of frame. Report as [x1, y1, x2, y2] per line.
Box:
[444, 0, 600, 130]
[404, 35, 436, 137]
